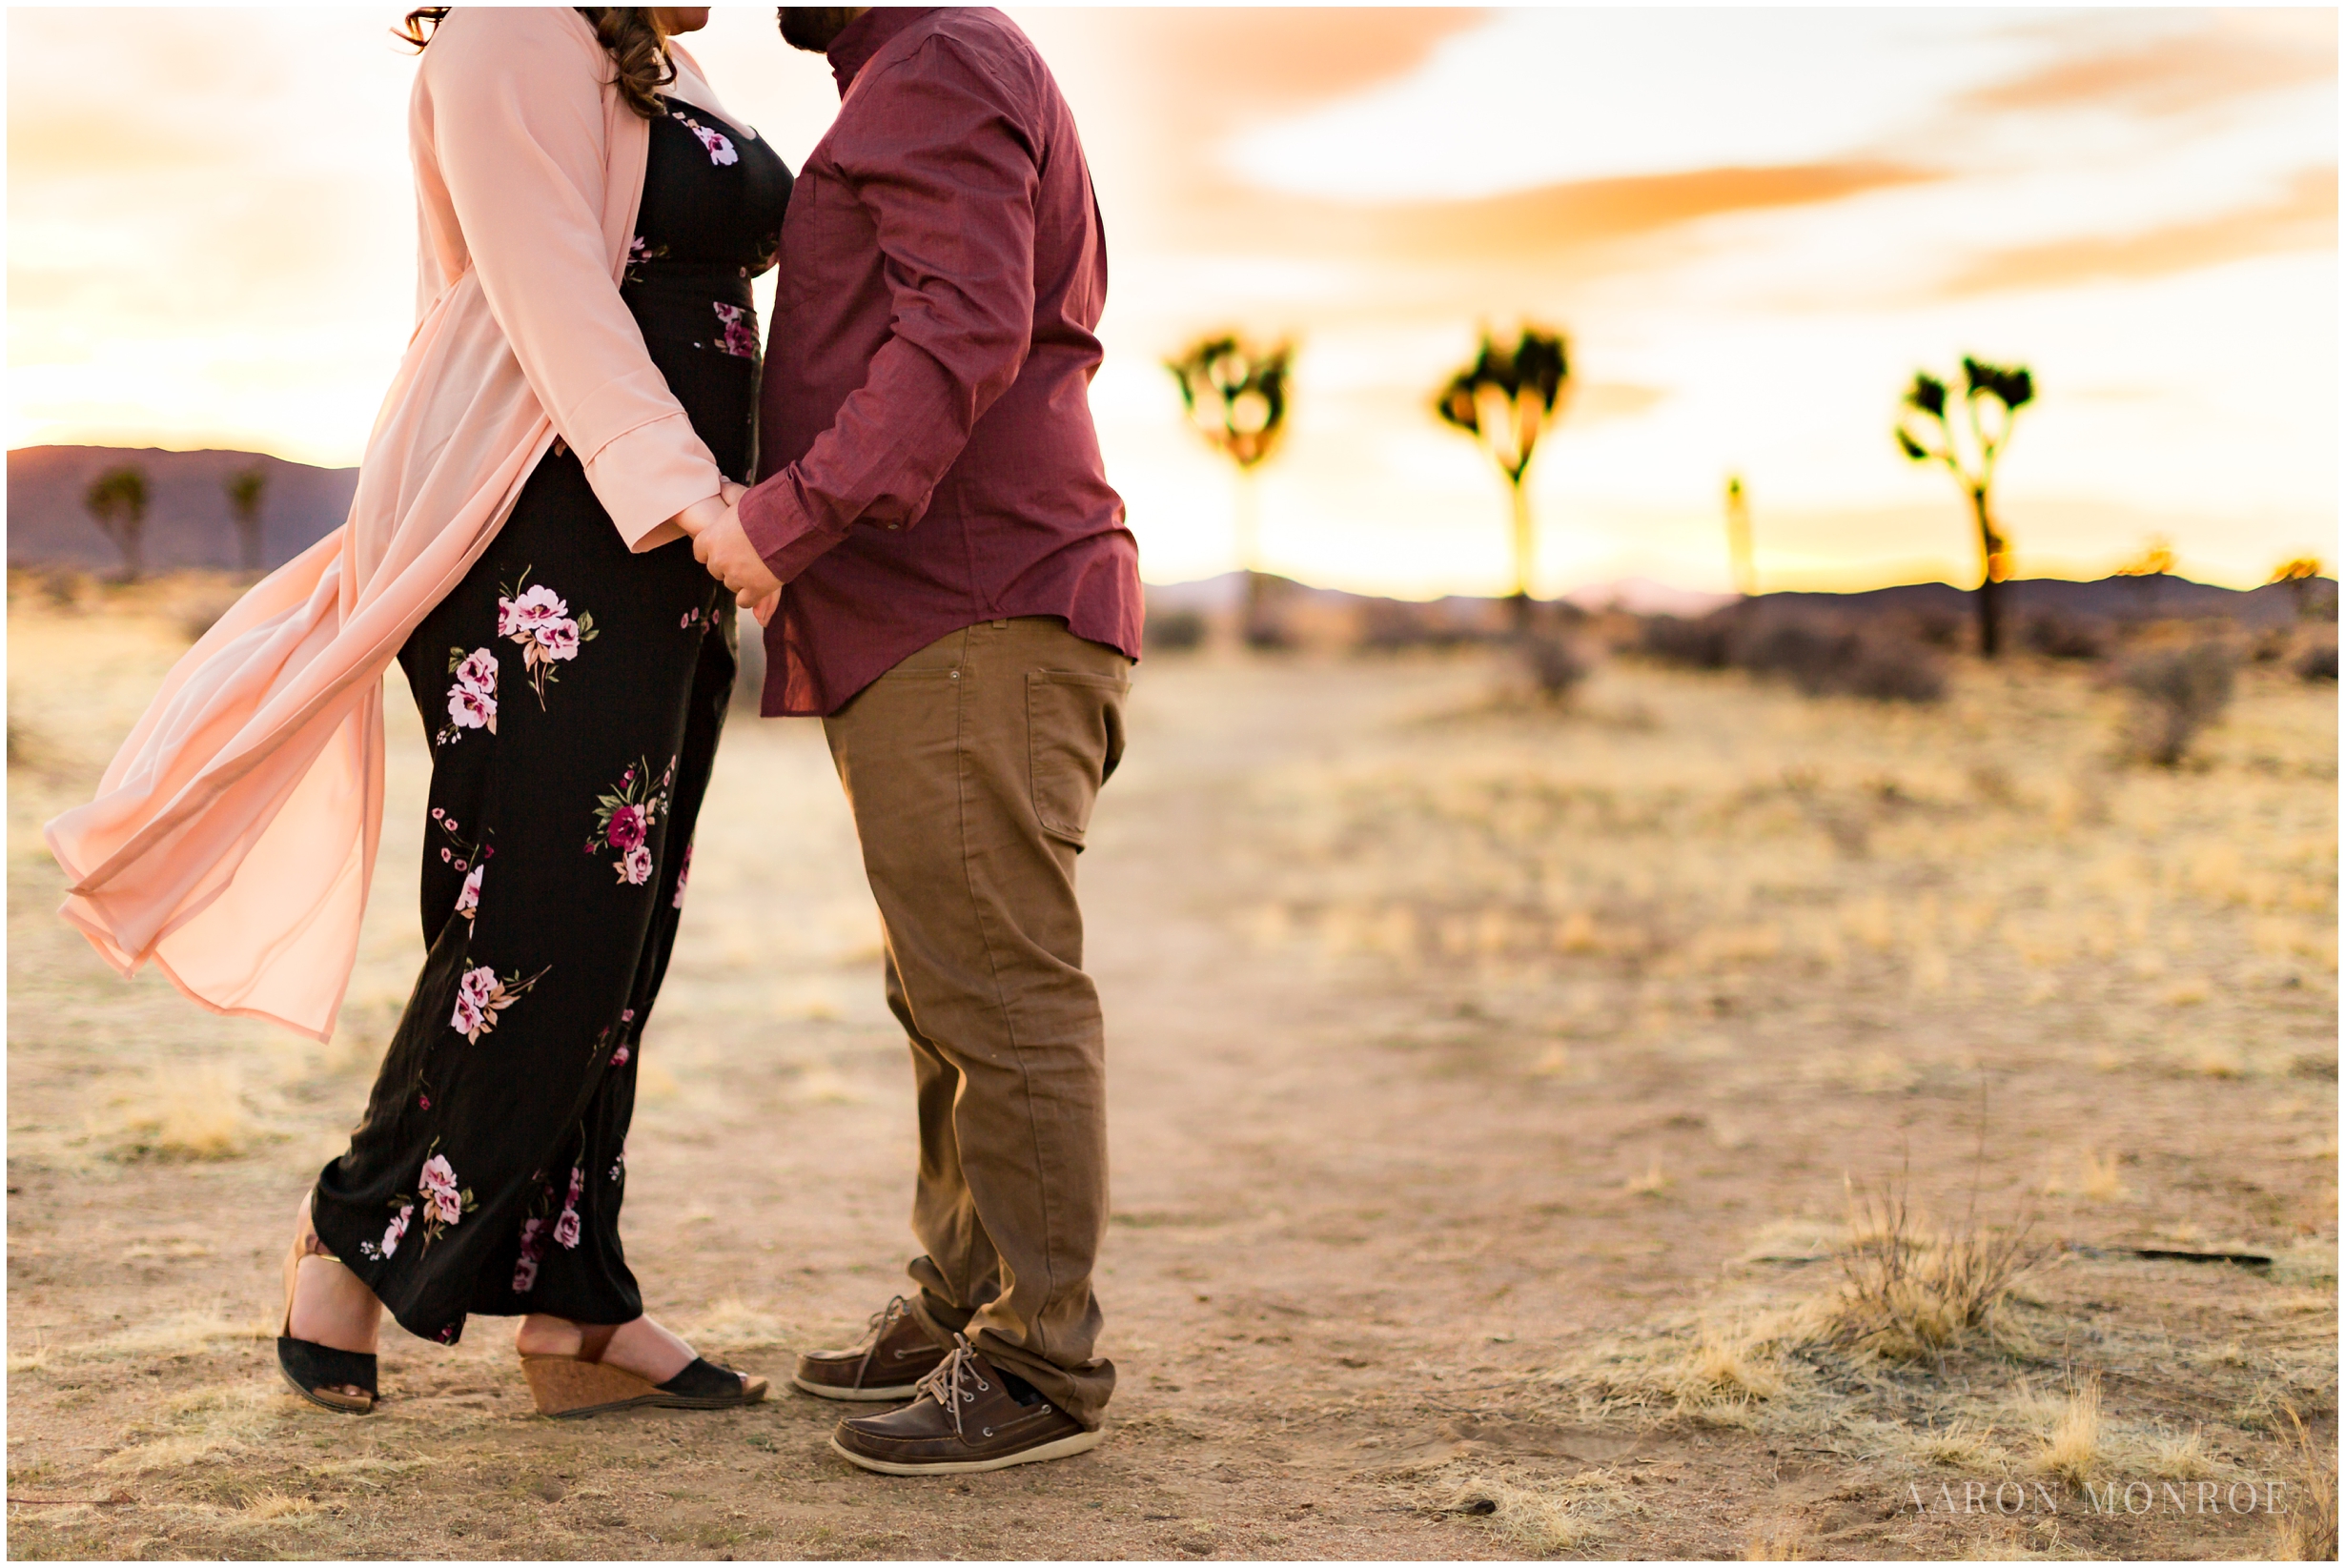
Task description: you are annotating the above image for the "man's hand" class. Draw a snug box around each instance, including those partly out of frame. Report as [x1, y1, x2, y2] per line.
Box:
[676, 481, 783, 602]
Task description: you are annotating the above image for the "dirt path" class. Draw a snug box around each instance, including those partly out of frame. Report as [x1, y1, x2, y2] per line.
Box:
[7, 580, 2335, 1559]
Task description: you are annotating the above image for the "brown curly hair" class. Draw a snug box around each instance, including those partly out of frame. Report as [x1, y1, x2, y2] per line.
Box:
[398, 8, 676, 120]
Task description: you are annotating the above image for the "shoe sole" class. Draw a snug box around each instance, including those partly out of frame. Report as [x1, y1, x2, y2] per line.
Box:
[276, 1359, 374, 1415]
[791, 1374, 922, 1402]
[540, 1390, 767, 1420]
[828, 1426, 1103, 1476]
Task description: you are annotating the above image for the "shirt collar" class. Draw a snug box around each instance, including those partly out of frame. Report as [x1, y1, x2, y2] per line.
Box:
[828, 8, 937, 95]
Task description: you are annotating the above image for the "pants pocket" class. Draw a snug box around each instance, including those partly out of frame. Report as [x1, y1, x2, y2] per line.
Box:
[1025, 669, 1128, 848]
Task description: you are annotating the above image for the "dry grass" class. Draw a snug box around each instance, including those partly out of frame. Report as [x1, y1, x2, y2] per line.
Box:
[96, 1063, 252, 1160]
[1743, 1523, 1811, 1559]
[2273, 1408, 2341, 1562]
[1823, 1182, 2045, 1363]
[684, 1294, 791, 1349]
[2034, 1374, 2103, 1483]
[1442, 1471, 1633, 1555]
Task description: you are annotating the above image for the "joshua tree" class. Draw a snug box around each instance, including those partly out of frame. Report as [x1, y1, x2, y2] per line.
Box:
[2271, 556, 2326, 621]
[1435, 326, 1570, 632]
[1166, 333, 1293, 645]
[1724, 474, 1757, 598]
[84, 465, 151, 582]
[1895, 357, 2033, 659]
[225, 464, 268, 576]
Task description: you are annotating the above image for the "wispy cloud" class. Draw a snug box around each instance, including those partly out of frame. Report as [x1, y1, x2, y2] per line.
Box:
[1948, 164, 2336, 295]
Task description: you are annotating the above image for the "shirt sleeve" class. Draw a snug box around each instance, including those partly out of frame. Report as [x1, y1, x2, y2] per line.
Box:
[737, 35, 1038, 580]
[423, 9, 723, 549]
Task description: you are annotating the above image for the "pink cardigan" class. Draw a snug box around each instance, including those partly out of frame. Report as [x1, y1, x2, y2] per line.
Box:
[46, 10, 733, 1041]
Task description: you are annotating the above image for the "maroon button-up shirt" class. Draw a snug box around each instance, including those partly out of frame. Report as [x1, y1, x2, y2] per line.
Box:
[739, 6, 1142, 717]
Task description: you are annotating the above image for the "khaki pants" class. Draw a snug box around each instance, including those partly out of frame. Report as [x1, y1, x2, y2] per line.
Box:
[823, 617, 1129, 1427]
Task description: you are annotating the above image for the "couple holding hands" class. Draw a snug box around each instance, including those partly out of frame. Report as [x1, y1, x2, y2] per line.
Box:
[46, 6, 1139, 1477]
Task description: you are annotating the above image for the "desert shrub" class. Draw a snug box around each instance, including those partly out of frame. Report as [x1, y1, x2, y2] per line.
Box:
[2024, 611, 2110, 661]
[1739, 618, 1847, 693]
[1521, 632, 1592, 702]
[1824, 1183, 2044, 1362]
[1144, 607, 1206, 652]
[2119, 641, 2239, 765]
[2294, 638, 2337, 683]
[1642, 609, 1943, 702]
[178, 591, 241, 645]
[1639, 611, 1735, 669]
[1840, 631, 1949, 703]
[40, 569, 80, 610]
[1908, 604, 1966, 649]
[1356, 600, 1480, 653]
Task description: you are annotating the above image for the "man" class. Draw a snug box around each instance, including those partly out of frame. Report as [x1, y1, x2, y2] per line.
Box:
[685, 6, 1141, 1476]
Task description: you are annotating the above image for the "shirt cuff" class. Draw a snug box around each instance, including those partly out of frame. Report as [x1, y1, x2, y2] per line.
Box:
[580, 412, 724, 552]
[739, 474, 845, 582]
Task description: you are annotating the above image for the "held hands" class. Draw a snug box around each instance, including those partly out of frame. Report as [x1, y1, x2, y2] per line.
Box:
[674, 480, 784, 615]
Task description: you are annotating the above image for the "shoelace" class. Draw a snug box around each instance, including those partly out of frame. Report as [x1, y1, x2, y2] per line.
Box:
[852, 1293, 912, 1387]
[910, 1335, 992, 1443]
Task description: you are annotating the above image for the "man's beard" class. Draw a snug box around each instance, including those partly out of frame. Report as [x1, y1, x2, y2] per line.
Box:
[778, 8, 862, 51]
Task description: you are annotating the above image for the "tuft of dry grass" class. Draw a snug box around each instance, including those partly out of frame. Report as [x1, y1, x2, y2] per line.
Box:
[236, 1492, 317, 1521]
[1680, 1320, 1787, 1404]
[99, 1064, 252, 1160]
[1744, 1523, 1810, 1559]
[1443, 1471, 1631, 1555]
[2273, 1408, 2340, 1562]
[2046, 1148, 2129, 1202]
[1823, 1182, 2044, 1362]
[2034, 1374, 2103, 1483]
[684, 1294, 789, 1349]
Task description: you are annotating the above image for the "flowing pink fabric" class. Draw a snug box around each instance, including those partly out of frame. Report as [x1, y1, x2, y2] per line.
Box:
[46, 11, 734, 1042]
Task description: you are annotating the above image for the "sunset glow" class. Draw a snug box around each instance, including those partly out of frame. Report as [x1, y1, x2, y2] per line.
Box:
[8, 7, 2335, 597]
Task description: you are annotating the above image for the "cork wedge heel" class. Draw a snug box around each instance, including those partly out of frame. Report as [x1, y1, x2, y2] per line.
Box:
[520, 1354, 768, 1419]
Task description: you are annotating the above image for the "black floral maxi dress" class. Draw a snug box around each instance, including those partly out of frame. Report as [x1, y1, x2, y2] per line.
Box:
[311, 99, 792, 1345]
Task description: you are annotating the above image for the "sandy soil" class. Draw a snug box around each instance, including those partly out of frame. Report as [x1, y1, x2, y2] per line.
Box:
[7, 574, 2335, 1560]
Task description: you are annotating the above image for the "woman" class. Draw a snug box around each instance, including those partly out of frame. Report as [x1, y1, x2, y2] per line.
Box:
[46, 7, 792, 1416]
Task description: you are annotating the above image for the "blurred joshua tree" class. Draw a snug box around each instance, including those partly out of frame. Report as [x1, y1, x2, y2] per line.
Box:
[1724, 474, 1757, 598]
[1166, 333, 1292, 645]
[2271, 556, 2326, 621]
[84, 465, 151, 582]
[1436, 326, 1570, 633]
[225, 464, 268, 577]
[1895, 357, 2033, 659]
[2116, 537, 2176, 578]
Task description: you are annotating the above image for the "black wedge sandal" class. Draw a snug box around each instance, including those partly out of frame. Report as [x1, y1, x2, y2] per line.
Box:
[277, 1230, 377, 1415]
[520, 1351, 768, 1418]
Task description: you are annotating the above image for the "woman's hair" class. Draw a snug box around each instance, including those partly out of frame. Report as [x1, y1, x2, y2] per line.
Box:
[397, 8, 675, 120]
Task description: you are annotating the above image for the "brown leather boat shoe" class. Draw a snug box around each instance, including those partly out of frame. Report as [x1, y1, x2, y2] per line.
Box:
[828, 1337, 1102, 1476]
[792, 1293, 951, 1402]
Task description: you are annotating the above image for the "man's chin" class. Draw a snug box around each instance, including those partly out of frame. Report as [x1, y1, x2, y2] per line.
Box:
[778, 7, 863, 52]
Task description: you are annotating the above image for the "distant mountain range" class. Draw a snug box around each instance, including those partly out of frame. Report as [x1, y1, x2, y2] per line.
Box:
[10, 447, 2334, 635]
[8, 446, 357, 573]
[1143, 568, 2334, 634]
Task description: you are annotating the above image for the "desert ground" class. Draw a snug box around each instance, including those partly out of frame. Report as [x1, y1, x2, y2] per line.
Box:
[7, 571, 2335, 1561]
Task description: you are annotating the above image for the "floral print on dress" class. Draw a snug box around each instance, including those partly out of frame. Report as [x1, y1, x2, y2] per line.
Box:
[586, 756, 676, 886]
[435, 646, 498, 747]
[362, 1140, 472, 1258]
[623, 234, 670, 284]
[496, 570, 598, 709]
[431, 809, 493, 922]
[361, 1203, 416, 1262]
[712, 301, 758, 359]
[555, 1165, 586, 1250]
[671, 841, 694, 910]
[670, 110, 738, 167]
[451, 962, 548, 1043]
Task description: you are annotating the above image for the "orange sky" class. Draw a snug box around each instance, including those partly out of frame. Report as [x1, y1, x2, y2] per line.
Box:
[8, 8, 2336, 596]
